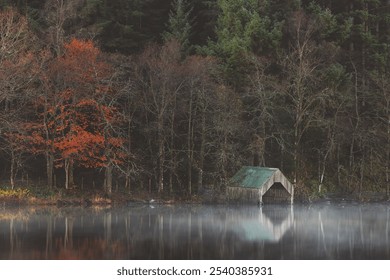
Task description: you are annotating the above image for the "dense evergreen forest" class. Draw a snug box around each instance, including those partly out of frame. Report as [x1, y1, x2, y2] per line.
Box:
[0, 0, 389, 200]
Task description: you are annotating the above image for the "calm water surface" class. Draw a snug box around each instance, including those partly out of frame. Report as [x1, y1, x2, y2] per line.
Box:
[1, 203, 389, 259]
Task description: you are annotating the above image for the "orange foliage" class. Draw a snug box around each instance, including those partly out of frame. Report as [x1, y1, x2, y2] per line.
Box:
[51, 90, 124, 169]
[43, 39, 125, 170]
[9, 38, 126, 174]
[56, 38, 111, 88]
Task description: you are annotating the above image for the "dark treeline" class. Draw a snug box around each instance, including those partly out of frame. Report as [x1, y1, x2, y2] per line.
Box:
[0, 0, 389, 199]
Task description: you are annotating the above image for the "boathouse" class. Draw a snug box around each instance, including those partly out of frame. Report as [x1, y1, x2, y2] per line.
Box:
[226, 167, 294, 204]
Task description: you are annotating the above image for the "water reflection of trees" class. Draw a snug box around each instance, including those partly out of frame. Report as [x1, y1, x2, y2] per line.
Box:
[0, 204, 390, 259]
[289, 204, 390, 259]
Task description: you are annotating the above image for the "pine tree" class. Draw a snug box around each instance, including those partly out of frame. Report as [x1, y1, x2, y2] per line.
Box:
[203, 0, 282, 88]
[163, 0, 193, 56]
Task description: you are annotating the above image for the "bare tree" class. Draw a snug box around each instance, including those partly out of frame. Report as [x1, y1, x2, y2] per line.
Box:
[209, 84, 243, 188]
[135, 40, 185, 194]
[183, 55, 216, 195]
[281, 10, 329, 190]
[44, 0, 81, 55]
[0, 8, 38, 188]
[244, 56, 278, 167]
[0, 8, 31, 108]
[370, 70, 390, 198]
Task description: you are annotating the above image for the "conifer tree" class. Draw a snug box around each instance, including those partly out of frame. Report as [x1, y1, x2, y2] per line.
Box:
[163, 0, 193, 56]
[203, 0, 282, 88]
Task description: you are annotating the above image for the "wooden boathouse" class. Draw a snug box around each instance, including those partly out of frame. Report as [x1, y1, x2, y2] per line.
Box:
[226, 167, 294, 204]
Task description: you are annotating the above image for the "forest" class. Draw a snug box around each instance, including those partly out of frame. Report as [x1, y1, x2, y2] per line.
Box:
[0, 0, 389, 201]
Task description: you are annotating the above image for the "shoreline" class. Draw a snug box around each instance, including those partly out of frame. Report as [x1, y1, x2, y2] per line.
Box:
[1, 192, 389, 208]
[1, 185, 389, 207]
[0, 188, 204, 207]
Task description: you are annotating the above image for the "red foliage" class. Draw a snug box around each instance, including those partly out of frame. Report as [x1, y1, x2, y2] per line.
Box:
[46, 39, 124, 170]
[55, 39, 111, 89]
[11, 38, 126, 173]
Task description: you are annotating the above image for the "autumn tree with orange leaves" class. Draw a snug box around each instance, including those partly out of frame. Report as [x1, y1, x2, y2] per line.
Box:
[44, 39, 124, 192]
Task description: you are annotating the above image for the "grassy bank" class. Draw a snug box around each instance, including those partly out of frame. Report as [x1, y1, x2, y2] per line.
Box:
[0, 185, 202, 207]
[2, 185, 388, 207]
[0, 185, 120, 206]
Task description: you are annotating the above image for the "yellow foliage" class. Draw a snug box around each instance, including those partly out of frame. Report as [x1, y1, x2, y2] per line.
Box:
[0, 187, 30, 198]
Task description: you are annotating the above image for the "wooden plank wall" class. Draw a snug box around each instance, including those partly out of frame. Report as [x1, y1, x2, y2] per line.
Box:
[226, 187, 260, 204]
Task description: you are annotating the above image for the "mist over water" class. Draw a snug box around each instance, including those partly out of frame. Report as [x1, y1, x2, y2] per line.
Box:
[0, 203, 389, 259]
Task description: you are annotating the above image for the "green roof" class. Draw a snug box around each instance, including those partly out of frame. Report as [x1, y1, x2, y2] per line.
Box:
[230, 166, 278, 189]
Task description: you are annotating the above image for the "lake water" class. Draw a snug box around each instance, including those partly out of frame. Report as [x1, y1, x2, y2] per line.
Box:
[0, 203, 389, 259]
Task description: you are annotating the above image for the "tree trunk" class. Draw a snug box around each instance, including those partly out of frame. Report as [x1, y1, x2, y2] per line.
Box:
[46, 151, 54, 188]
[359, 152, 364, 198]
[318, 151, 322, 193]
[157, 114, 164, 193]
[105, 164, 113, 194]
[64, 158, 70, 190]
[349, 135, 355, 189]
[10, 150, 16, 190]
[337, 143, 341, 189]
[126, 118, 132, 193]
[197, 103, 206, 191]
[221, 134, 228, 188]
[187, 89, 194, 196]
[319, 150, 330, 193]
[69, 160, 74, 188]
[258, 122, 266, 166]
[349, 62, 360, 190]
[293, 123, 299, 186]
[43, 95, 54, 189]
[169, 105, 176, 195]
[64, 158, 74, 190]
[125, 172, 130, 193]
[386, 99, 390, 199]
